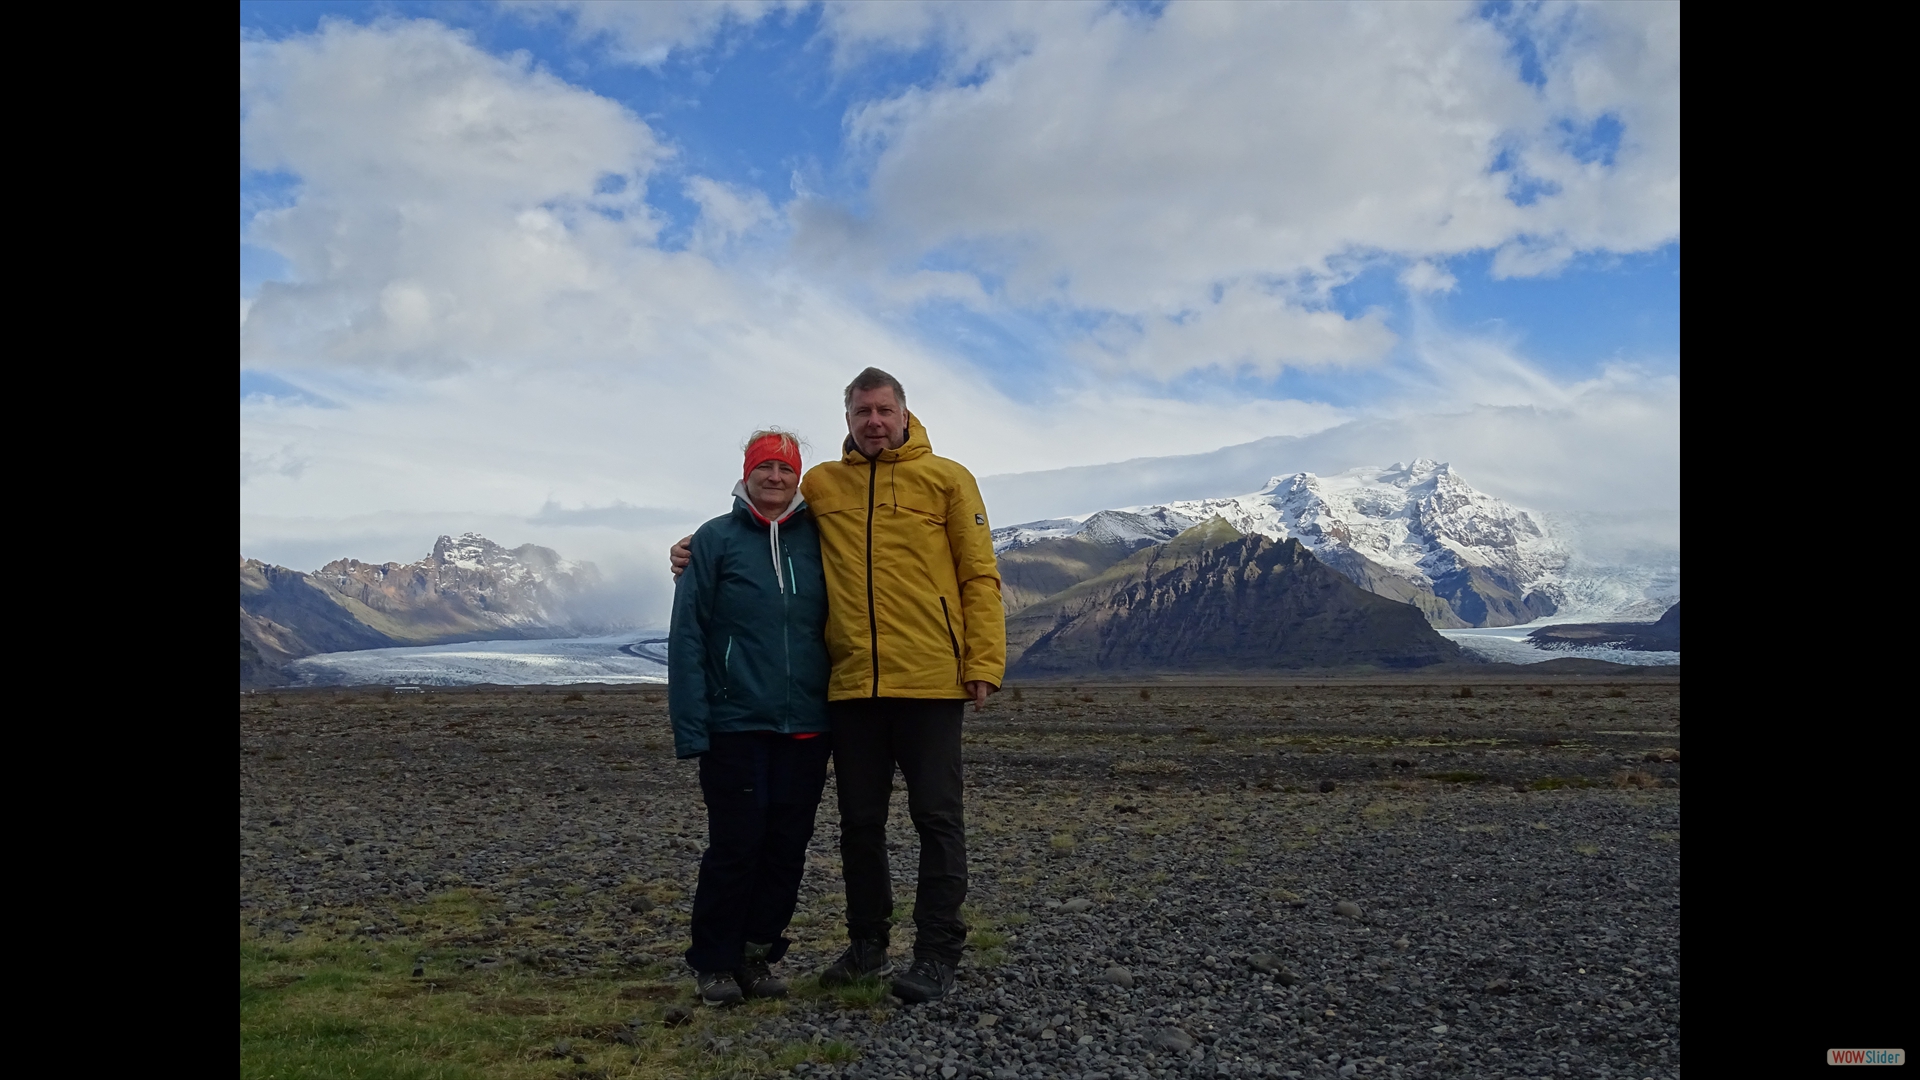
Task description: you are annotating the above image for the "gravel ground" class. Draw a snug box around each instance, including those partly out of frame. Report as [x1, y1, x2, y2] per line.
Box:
[240, 679, 1680, 1080]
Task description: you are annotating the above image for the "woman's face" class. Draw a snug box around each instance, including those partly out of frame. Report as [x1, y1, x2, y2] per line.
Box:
[747, 459, 798, 513]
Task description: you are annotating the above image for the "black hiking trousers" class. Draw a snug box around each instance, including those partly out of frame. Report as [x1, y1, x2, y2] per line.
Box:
[686, 731, 832, 974]
[829, 698, 968, 964]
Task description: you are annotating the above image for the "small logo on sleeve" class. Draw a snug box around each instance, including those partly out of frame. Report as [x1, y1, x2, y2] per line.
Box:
[975, 514, 986, 525]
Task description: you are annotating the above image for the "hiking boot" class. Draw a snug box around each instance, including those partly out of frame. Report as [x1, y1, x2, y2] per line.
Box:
[890, 957, 956, 1003]
[695, 969, 743, 1007]
[818, 939, 893, 987]
[736, 942, 787, 999]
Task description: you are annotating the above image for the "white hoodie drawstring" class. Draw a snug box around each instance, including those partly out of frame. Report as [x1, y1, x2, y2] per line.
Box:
[768, 517, 783, 592]
[733, 479, 801, 594]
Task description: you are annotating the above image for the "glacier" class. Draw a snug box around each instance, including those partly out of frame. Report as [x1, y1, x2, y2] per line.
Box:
[1440, 626, 1679, 667]
[289, 632, 669, 687]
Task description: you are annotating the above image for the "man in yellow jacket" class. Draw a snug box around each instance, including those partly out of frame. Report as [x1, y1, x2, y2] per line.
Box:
[673, 367, 1005, 1003]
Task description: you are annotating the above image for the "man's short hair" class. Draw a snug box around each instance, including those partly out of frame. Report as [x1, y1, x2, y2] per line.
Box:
[843, 367, 907, 413]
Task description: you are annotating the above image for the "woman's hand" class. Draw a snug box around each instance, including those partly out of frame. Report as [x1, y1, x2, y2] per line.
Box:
[670, 535, 692, 578]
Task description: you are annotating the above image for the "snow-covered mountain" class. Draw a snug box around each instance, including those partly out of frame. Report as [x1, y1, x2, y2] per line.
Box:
[241, 533, 608, 684]
[993, 460, 1677, 628]
[315, 532, 600, 633]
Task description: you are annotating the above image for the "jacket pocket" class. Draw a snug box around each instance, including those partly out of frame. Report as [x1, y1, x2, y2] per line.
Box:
[721, 635, 734, 697]
[940, 597, 960, 685]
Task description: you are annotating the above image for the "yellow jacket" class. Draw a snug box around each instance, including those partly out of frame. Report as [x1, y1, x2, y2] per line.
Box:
[800, 413, 1006, 700]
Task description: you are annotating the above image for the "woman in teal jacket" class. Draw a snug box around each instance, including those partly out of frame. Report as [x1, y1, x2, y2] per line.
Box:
[669, 429, 831, 1006]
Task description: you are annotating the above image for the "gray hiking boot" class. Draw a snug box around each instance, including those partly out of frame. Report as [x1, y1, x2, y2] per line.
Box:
[696, 969, 744, 1007]
[818, 939, 893, 987]
[737, 941, 788, 999]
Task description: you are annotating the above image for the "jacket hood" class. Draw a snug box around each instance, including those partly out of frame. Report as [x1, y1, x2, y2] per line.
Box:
[731, 481, 807, 527]
[841, 411, 932, 465]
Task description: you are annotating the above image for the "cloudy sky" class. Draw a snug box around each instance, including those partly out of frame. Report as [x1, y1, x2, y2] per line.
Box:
[240, 0, 1679, 623]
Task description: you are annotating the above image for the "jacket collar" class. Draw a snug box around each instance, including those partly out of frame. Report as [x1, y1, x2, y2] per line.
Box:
[731, 481, 806, 527]
[841, 411, 932, 465]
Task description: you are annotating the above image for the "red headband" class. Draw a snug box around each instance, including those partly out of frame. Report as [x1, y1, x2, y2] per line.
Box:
[743, 434, 802, 481]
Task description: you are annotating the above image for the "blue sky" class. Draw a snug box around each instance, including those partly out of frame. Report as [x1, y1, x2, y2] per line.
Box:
[240, 1, 1678, 608]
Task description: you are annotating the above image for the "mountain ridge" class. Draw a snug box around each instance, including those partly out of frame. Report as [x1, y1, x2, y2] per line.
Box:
[994, 459, 1676, 628]
[240, 533, 607, 685]
[1008, 517, 1464, 676]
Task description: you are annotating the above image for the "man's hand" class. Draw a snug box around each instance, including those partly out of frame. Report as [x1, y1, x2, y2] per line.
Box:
[669, 535, 692, 579]
[965, 680, 998, 711]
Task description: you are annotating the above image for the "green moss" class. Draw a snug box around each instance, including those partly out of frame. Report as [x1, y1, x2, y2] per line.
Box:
[1528, 776, 1598, 791]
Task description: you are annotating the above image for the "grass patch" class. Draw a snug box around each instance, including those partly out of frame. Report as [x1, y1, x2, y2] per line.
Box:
[241, 928, 861, 1079]
[1360, 799, 1426, 827]
[1528, 776, 1598, 791]
[968, 928, 1010, 968]
[798, 973, 892, 1010]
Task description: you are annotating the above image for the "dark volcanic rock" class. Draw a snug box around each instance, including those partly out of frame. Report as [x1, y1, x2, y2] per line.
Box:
[996, 534, 1155, 615]
[240, 560, 399, 666]
[240, 679, 1682, 1080]
[1529, 602, 1680, 652]
[1007, 518, 1463, 675]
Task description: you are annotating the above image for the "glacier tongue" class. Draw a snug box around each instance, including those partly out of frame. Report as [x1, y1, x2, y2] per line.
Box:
[994, 459, 1676, 625]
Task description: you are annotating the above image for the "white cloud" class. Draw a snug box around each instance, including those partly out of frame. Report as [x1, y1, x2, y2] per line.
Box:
[1087, 282, 1397, 378]
[982, 368, 1680, 544]
[806, 0, 1678, 375]
[685, 177, 779, 255]
[820, 0, 1082, 74]
[241, 19, 667, 372]
[505, 1, 794, 66]
[1400, 260, 1458, 295]
[237, 11, 1677, 626]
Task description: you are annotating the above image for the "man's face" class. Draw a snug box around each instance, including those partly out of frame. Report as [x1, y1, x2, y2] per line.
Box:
[847, 386, 907, 456]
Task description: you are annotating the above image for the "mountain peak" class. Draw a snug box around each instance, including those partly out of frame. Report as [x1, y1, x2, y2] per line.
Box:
[246, 535, 608, 684]
[991, 461, 1679, 628]
[1006, 519, 1461, 675]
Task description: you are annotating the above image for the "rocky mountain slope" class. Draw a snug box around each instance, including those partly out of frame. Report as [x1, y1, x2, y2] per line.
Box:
[1528, 602, 1680, 652]
[995, 459, 1676, 628]
[241, 533, 603, 684]
[1007, 518, 1463, 676]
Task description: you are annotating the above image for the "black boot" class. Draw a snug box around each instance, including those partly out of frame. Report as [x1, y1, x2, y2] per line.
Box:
[736, 941, 788, 999]
[695, 969, 743, 1007]
[890, 957, 956, 1003]
[818, 939, 893, 987]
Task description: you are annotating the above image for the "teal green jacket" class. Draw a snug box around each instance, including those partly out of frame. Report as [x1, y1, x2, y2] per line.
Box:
[668, 490, 830, 758]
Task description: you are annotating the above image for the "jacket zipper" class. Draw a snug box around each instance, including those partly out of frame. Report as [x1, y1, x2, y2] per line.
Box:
[785, 553, 798, 732]
[723, 636, 733, 697]
[866, 455, 879, 697]
[941, 596, 961, 686]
